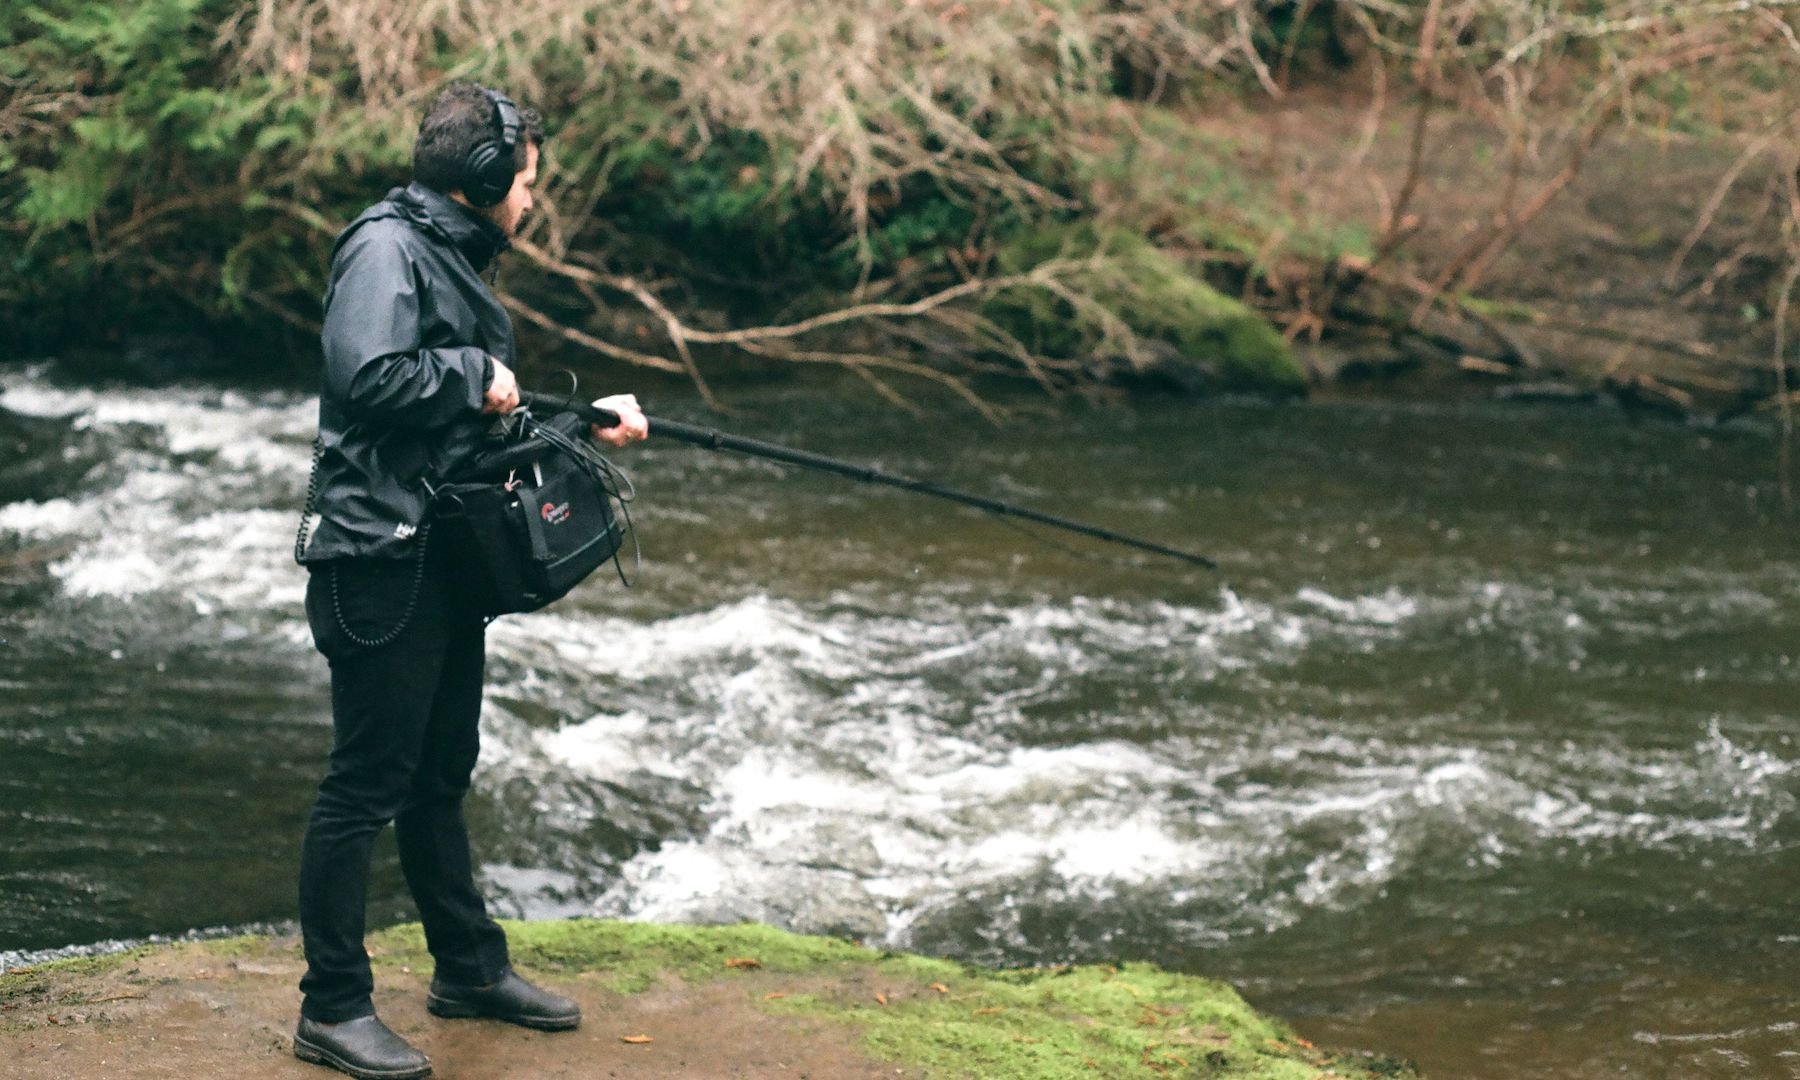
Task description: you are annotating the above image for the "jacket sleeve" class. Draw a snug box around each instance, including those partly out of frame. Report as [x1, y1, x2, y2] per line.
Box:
[320, 223, 490, 429]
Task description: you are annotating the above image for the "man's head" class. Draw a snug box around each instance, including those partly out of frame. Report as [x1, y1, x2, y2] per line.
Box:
[413, 82, 544, 239]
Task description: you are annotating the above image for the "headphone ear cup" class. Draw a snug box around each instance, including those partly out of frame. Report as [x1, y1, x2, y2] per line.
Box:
[461, 89, 521, 208]
[463, 141, 509, 207]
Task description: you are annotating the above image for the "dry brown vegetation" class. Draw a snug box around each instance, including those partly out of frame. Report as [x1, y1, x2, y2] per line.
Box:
[9, 1, 1800, 421]
[220, 0, 1328, 409]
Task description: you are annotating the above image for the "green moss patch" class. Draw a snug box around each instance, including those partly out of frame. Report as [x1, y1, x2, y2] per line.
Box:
[773, 959, 1408, 1079]
[0, 947, 151, 1000]
[370, 917, 884, 995]
[4, 921, 1415, 1077]
[990, 224, 1306, 396]
[367, 919, 1415, 1079]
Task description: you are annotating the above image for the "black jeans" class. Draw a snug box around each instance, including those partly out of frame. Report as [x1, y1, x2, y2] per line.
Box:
[298, 540, 510, 1022]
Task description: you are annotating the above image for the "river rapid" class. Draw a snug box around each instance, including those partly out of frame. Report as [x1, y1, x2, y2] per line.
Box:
[0, 360, 1794, 1078]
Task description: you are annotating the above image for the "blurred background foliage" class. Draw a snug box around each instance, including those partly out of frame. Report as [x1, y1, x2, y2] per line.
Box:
[5, 1, 1799, 409]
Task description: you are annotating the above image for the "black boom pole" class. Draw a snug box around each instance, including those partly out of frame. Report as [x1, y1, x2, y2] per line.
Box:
[519, 391, 1217, 571]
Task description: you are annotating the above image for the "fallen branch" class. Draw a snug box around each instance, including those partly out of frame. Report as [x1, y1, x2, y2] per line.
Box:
[508, 237, 1136, 407]
[734, 340, 1007, 423]
[1345, 265, 1544, 369]
[498, 291, 686, 375]
[513, 238, 1085, 348]
[1605, 369, 1699, 414]
[1521, 315, 1719, 362]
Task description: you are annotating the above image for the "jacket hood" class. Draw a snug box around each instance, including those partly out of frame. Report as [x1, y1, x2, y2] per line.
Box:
[372, 182, 510, 273]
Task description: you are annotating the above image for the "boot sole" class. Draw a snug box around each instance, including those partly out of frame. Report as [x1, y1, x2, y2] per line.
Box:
[293, 1035, 433, 1080]
[426, 995, 581, 1031]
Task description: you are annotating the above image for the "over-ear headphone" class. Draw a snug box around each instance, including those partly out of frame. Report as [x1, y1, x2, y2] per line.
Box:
[462, 88, 521, 208]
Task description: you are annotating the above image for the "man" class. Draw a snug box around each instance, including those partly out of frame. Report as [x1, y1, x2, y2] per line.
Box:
[292, 82, 647, 1080]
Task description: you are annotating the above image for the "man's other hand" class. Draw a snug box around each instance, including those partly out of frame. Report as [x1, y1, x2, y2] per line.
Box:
[483, 358, 520, 414]
[590, 394, 648, 447]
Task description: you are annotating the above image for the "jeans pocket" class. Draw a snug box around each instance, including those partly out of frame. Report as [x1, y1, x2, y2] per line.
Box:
[307, 558, 421, 655]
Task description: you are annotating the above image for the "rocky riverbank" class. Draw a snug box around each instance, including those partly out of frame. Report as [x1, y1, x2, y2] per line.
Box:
[0, 919, 1420, 1079]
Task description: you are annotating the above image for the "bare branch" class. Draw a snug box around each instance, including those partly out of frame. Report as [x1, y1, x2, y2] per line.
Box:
[498, 291, 687, 375]
[512, 237, 1086, 349]
[1774, 165, 1800, 505]
[735, 340, 1008, 424]
[1665, 124, 1786, 288]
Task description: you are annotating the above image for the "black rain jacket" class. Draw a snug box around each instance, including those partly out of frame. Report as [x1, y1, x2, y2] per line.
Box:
[298, 182, 515, 563]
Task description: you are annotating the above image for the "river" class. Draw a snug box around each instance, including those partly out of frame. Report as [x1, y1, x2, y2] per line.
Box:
[0, 360, 1794, 1078]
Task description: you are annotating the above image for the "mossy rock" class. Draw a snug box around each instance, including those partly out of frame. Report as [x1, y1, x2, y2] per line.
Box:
[990, 223, 1306, 397]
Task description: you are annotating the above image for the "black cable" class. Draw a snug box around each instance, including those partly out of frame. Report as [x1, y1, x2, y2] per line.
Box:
[329, 524, 432, 648]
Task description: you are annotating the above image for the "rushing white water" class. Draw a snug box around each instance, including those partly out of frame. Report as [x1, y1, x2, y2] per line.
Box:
[3, 368, 1795, 1077]
[0, 371, 314, 613]
[463, 589, 1797, 950]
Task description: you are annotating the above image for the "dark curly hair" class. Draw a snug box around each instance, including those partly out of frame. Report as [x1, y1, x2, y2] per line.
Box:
[412, 82, 544, 197]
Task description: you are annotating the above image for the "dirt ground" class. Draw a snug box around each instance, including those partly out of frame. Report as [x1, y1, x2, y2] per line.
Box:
[1194, 84, 1784, 415]
[0, 938, 922, 1080]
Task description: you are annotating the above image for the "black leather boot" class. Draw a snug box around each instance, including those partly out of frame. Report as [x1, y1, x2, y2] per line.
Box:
[426, 967, 581, 1031]
[293, 1014, 432, 1079]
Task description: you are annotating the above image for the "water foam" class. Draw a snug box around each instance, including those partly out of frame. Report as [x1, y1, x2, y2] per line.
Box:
[0, 376, 313, 611]
[469, 580, 1798, 951]
[7, 372, 1793, 966]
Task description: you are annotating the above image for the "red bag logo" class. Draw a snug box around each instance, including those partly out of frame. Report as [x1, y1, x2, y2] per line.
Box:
[541, 501, 572, 525]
